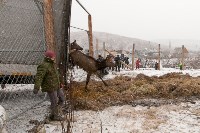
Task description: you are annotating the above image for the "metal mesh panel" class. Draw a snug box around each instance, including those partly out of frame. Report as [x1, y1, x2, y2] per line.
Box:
[0, 0, 47, 132]
[0, 0, 74, 132]
[0, 0, 45, 65]
[53, 0, 65, 48]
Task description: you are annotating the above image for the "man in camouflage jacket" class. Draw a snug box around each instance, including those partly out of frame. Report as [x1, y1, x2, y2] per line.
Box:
[33, 50, 65, 121]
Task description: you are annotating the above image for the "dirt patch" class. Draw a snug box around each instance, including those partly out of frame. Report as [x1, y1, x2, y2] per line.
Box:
[72, 73, 200, 110]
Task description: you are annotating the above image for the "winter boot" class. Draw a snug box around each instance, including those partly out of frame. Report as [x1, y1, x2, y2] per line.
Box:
[51, 114, 65, 121]
[49, 106, 65, 121]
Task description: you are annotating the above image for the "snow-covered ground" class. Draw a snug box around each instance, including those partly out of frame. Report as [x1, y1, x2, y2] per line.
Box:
[45, 101, 200, 133]
[1, 68, 200, 133]
[42, 68, 200, 133]
[0, 105, 7, 133]
[72, 67, 200, 82]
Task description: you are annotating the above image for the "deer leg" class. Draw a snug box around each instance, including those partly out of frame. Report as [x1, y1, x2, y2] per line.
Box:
[96, 73, 108, 86]
[85, 73, 91, 91]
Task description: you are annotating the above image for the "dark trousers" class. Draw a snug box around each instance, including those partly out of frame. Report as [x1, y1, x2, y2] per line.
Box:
[121, 64, 124, 69]
[115, 65, 120, 72]
[47, 88, 65, 109]
[136, 65, 140, 69]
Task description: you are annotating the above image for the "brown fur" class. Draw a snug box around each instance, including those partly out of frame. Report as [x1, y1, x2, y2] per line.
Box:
[70, 41, 115, 90]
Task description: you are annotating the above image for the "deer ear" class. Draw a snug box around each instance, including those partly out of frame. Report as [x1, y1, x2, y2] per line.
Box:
[74, 40, 76, 42]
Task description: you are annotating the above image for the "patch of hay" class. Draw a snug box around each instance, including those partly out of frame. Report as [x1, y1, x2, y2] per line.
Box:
[71, 73, 200, 111]
[129, 84, 157, 96]
[142, 109, 167, 130]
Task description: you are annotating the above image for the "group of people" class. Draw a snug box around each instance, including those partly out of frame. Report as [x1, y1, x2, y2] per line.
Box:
[97, 54, 130, 73]
[113, 54, 130, 72]
[138, 58, 160, 70]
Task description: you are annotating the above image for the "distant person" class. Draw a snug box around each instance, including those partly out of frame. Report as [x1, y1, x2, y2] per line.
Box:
[97, 55, 104, 62]
[97, 55, 109, 76]
[108, 55, 115, 71]
[136, 58, 140, 69]
[124, 57, 129, 69]
[144, 59, 148, 68]
[155, 62, 159, 70]
[114, 55, 121, 72]
[120, 54, 125, 69]
[179, 62, 183, 70]
[33, 50, 65, 121]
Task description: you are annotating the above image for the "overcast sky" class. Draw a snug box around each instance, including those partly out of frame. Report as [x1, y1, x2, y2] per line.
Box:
[71, 0, 200, 41]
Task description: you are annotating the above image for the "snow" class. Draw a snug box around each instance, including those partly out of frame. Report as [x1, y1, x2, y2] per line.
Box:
[43, 101, 200, 133]
[1, 68, 200, 132]
[0, 105, 7, 133]
[75, 102, 200, 133]
[42, 68, 200, 133]
[72, 67, 200, 82]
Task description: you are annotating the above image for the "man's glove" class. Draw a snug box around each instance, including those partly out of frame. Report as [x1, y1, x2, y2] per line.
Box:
[33, 89, 39, 94]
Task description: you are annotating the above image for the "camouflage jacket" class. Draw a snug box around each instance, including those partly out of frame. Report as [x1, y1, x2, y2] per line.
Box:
[34, 57, 60, 92]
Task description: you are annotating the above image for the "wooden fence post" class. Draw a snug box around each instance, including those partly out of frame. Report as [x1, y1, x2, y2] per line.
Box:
[103, 42, 106, 58]
[182, 45, 185, 70]
[88, 15, 94, 57]
[132, 44, 135, 70]
[96, 39, 99, 58]
[158, 44, 161, 70]
[43, 0, 56, 52]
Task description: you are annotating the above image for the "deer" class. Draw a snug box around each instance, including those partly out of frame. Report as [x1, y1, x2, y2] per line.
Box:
[70, 40, 115, 90]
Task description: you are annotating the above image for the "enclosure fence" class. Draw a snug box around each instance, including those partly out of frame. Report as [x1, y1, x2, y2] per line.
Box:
[0, 0, 74, 132]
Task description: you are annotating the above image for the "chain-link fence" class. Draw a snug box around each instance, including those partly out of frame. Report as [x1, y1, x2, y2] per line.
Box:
[0, 0, 49, 132]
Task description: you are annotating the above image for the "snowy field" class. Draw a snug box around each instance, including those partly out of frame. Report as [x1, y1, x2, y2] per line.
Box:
[43, 68, 200, 133]
[47, 101, 200, 133]
[0, 68, 200, 133]
[72, 67, 200, 82]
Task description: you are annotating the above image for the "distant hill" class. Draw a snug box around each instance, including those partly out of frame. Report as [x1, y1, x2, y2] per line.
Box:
[70, 31, 160, 52]
[71, 32, 200, 52]
[153, 39, 200, 52]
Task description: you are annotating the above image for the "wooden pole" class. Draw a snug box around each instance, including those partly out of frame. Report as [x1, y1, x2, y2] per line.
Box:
[158, 44, 161, 70]
[132, 44, 135, 70]
[96, 38, 99, 58]
[105, 49, 132, 70]
[103, 42, 106, 58]
[88, 15, 94, 57]
[182, 45, 185, 70]
[43, 0, 56, 51]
